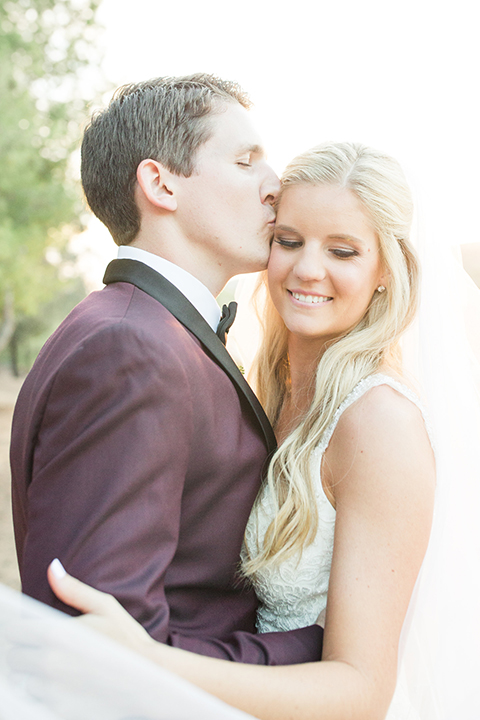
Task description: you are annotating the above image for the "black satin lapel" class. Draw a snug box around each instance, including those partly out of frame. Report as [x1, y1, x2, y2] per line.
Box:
[103, 259, 277, 454]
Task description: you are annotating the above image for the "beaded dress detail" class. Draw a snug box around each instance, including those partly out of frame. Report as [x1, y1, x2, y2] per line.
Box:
[244, 374, 434, 635]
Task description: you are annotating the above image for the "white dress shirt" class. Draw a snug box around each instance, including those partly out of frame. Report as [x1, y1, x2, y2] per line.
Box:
[117, 246, 221, 331]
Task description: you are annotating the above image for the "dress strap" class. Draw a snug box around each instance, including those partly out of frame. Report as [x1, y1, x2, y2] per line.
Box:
[316, 373, 435, 457]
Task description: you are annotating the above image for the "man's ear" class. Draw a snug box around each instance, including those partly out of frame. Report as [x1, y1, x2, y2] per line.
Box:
[136, 159, 178, 212]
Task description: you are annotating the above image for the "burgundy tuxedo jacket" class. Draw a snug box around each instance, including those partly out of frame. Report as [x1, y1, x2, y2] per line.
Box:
[11, 259, 323, 663]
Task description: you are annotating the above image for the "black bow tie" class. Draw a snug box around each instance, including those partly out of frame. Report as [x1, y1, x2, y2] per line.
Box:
[216, 301, 237, 345]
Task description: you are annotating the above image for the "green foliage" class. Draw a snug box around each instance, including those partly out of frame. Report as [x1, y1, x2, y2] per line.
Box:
[0, 0, 107, 370]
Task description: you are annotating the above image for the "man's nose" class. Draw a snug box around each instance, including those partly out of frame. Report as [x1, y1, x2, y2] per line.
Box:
[262, 167, 281, 206]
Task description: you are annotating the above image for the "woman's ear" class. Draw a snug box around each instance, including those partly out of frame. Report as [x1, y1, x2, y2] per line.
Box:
[136, 159, 178, 212]
[378, 264, 390, 290]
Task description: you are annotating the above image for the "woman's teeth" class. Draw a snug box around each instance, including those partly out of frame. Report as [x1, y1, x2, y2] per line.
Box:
[291, 292, 331, 304]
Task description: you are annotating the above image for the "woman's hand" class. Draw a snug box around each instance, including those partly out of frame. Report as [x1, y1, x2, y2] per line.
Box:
[48, 559, 154, 656]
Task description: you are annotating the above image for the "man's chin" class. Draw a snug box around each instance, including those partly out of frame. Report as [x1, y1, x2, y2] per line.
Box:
[251, 252, 270, 273]
[234, 256, 268, 276]
[233, 237, 270, 274]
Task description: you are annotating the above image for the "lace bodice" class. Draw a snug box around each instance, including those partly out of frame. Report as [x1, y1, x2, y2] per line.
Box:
[244, 373, 434, 635]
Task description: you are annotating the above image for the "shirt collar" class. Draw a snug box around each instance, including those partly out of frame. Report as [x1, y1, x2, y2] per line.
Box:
[117, 246, 221, 331]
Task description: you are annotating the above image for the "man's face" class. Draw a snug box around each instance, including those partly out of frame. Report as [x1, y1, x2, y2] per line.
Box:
[175, 102, 280, 286]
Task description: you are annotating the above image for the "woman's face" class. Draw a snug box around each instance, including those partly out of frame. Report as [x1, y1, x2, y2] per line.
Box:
[268, 184, 385, 350]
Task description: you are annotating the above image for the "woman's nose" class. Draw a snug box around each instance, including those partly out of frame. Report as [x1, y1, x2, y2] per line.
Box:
[294, 247, 327, 283]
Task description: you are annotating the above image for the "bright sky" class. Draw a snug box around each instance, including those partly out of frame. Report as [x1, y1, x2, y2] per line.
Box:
[76, 0, 480, 288]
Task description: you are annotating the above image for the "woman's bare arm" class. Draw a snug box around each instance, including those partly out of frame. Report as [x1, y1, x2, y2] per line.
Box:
[49, 385, 435, 720]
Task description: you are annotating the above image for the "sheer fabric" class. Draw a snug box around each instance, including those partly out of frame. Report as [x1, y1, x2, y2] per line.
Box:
[393, 226, 480, 719]
[0, 583, 255, 720]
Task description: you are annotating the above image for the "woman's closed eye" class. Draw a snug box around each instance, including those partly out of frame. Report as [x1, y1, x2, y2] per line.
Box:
[330, 248, 359, 259]
[274, 237, 303, 249]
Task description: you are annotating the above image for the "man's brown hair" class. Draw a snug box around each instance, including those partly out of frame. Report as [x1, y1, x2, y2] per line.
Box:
[81, 74, 250, 245]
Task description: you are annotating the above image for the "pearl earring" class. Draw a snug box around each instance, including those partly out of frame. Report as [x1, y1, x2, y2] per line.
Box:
[377, 285, 386, 293]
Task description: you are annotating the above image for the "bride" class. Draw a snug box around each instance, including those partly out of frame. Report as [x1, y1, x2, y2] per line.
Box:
[46, 142, 445, 720]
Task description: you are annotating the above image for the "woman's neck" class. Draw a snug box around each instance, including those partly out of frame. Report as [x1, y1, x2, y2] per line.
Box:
[288, 335, 325, 394]
[274, 338, 321, 445]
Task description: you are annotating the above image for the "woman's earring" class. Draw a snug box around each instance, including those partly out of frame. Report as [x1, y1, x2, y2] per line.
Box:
[377, 285, 386, 293]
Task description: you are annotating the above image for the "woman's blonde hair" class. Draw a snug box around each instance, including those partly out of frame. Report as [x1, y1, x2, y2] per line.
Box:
[243, 142, 419, 577]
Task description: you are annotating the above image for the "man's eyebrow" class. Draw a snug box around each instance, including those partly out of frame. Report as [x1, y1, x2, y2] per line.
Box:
[237, 144, 265, 156]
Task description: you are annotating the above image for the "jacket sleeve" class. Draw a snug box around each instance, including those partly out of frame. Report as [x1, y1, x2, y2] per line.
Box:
[170, 625, 324, 664]
[18, 324, 323, 665]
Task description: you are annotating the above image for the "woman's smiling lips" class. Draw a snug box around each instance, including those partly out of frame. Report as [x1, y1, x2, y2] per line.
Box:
[288, 290, 333, 305]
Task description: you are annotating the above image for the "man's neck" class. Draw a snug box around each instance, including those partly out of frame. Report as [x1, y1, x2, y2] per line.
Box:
[129, 235, 230, 297]
[117, 246, 222, 330]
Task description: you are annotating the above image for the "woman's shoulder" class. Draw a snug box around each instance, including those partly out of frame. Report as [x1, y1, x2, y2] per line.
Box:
[336, 373, 430, 447]
[323, 372, 436, 504]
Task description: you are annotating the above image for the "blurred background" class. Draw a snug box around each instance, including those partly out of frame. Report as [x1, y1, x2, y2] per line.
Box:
[1, 0, 479, 589]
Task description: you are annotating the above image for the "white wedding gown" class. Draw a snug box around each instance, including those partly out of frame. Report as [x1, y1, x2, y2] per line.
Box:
[244, 373, 434, 720]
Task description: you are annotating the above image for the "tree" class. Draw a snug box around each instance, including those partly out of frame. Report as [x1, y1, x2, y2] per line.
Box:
[0, 0, 107, 371]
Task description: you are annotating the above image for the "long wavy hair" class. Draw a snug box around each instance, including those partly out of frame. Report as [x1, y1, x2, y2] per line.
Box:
[243, 142, 419, 577]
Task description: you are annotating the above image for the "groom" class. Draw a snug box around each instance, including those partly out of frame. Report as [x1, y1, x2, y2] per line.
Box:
[11, 75, 323, 663]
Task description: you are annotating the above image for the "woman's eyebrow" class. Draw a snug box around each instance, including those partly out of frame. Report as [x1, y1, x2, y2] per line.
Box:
[274, 224, 301, 233]
[328, 234, 366, 245]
